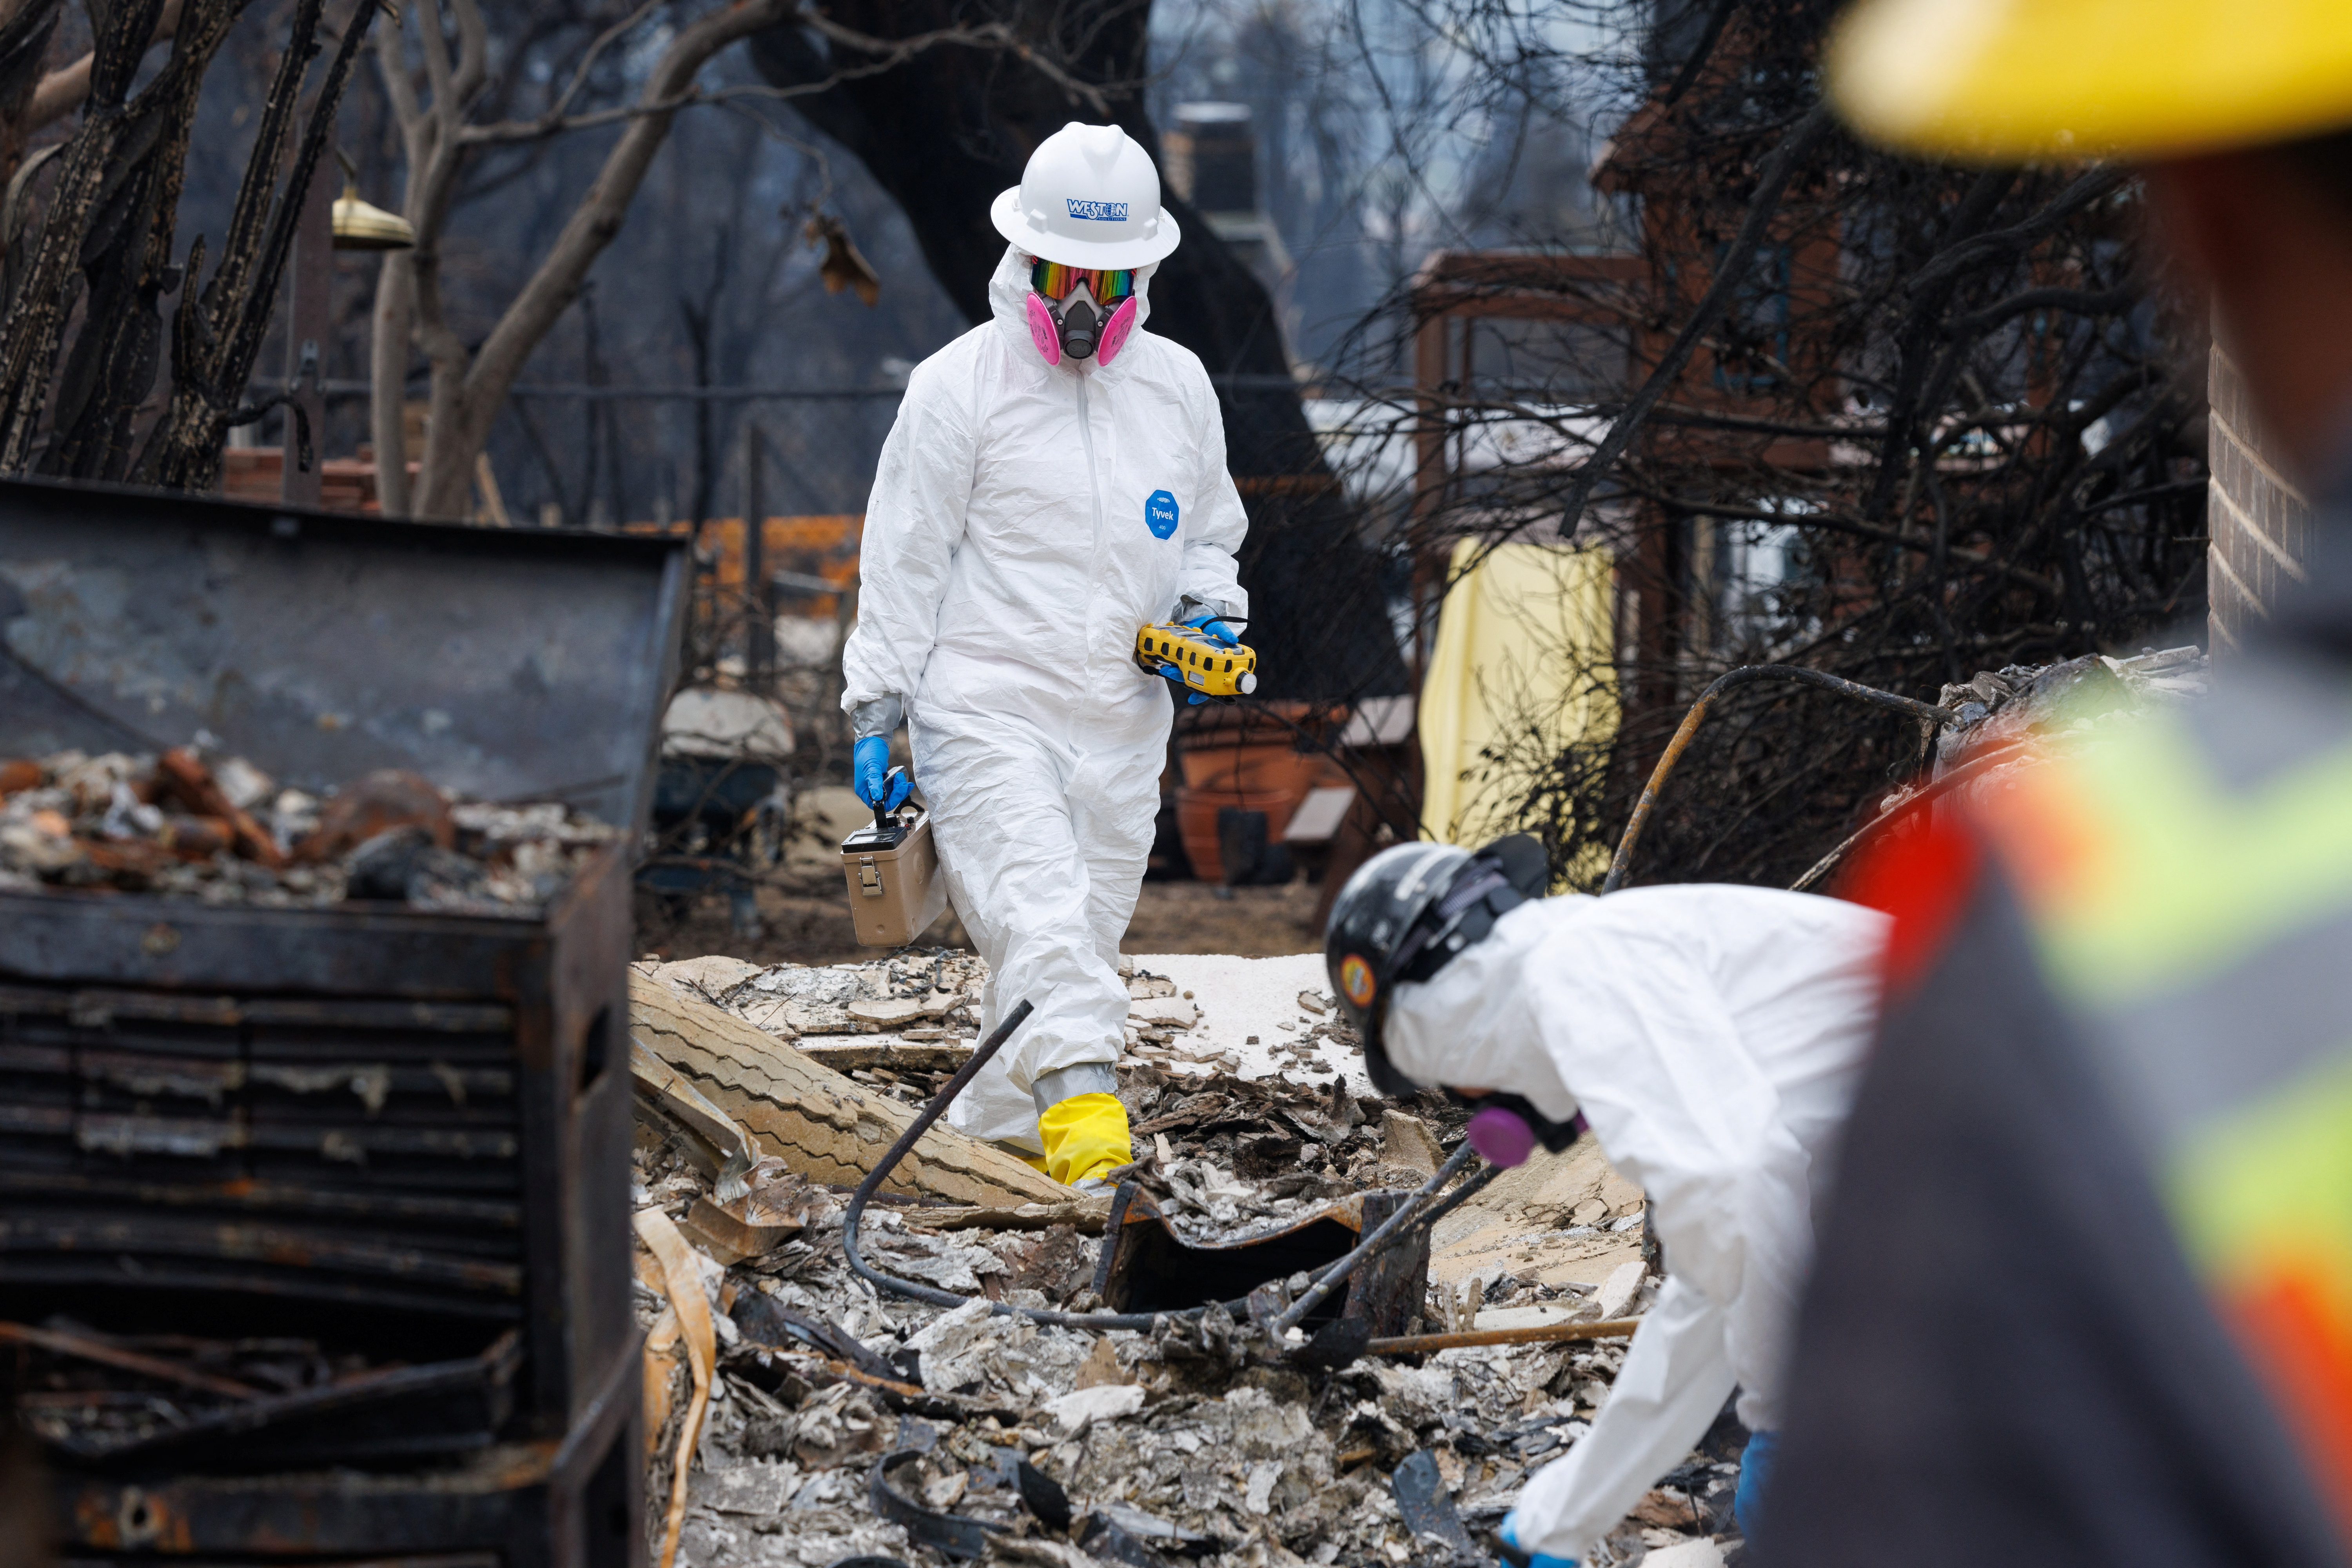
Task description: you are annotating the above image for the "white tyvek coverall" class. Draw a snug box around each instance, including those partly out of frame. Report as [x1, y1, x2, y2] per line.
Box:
[1384, 884, 1888, 1562]
[839, 247, 1249, 1149]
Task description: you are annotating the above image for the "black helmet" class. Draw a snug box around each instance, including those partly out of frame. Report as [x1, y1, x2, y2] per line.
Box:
[1323, 834, 1548, 1096]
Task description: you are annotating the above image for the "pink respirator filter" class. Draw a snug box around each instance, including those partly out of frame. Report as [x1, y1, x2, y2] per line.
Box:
[1096, 296, 1138, 365]
[1465, 1105, 1537, 1167]
[1025, 293, 1061, 367]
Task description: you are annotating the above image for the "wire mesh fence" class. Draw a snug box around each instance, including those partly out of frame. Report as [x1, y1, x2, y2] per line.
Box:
[282, 381, 907, 525]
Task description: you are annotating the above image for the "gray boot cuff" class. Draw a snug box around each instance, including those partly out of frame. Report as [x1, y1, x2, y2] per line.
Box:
[1032, 1062, 1120, 1115]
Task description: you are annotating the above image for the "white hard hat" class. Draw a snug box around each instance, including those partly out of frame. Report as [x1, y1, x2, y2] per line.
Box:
[990, 122, 1181, 270]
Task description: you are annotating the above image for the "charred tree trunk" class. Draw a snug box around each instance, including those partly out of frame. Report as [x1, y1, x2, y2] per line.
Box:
[0, 0, 374, 488]
[138, 0, 380, 492]
[0, 0, 64, 198]
[0, 0, 179, 472]
[750, 3, 1406, 701]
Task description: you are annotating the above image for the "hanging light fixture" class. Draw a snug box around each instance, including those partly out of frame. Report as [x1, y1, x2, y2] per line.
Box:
[330, 148, 415, 252]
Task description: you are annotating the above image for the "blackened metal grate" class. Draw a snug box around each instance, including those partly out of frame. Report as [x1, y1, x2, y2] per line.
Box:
[0, 984, 525, 1319]
[0, 479, 682, 1564]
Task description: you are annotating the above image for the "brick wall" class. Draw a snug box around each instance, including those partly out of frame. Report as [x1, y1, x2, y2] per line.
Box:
[2207, 342, 2314, 655]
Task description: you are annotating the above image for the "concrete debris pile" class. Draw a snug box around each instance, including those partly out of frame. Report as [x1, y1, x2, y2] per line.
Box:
[634, 949, 1448, 1212]
[0, 748, 614, 912]
[631, 1068, 1743, 1567]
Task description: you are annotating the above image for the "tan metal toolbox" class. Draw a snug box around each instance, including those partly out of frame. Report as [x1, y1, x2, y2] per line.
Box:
[840, 806, 949, 947]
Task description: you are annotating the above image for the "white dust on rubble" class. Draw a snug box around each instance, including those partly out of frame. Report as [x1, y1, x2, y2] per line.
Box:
[644, 947, 1373, 1092]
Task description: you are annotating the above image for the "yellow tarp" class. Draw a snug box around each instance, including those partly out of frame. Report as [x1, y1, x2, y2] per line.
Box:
[1418, 540, 1618, 854]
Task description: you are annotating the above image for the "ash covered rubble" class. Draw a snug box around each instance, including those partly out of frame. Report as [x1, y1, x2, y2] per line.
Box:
[641, 950, 1413, 1199]
[1934, 644, 2207, 742]
[633, 951, 1749, 1568]
[1918, 645, 2209, 791]
[0, 746, 615, 913]
[643, 947, 1365, 1073]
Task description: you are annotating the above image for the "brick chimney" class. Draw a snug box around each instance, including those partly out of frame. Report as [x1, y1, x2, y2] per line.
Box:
[1164, 102, 1257, 215]
[1161, 102, 1296, 352]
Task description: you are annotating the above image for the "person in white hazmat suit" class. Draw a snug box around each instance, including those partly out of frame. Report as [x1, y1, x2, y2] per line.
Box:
[1321, 836, 1888, 1564]
[839, 122, 1250, 1187]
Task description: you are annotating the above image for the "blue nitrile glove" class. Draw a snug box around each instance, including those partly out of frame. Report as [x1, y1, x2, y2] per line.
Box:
[1156, 664, 1209, 706]
[852, 736, 911, 811]
[1495, 1511, 1575, 1568]
[1183, 611, 1243, 648]
[1734, 1429, 1777, 1541]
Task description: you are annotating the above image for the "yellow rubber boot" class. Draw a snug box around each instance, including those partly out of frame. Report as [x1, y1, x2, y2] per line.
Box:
[1036, 1093, 1133, 1187]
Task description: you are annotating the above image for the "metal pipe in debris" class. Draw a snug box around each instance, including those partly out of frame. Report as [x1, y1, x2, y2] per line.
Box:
[1364, 1317, 1643, 1356]
[1786, 737, 2031, 892]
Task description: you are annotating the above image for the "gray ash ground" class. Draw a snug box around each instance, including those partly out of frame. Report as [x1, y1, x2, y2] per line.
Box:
[637, 1111, 1748, 1567]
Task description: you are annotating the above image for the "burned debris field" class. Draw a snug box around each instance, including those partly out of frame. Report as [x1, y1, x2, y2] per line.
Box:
[623, 954, 1707, 1568]
[6, 0, 2323, 1557]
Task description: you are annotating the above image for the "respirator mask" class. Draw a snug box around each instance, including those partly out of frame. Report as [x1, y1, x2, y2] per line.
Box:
[1449, 1090, 1587, 1169]
[1026, 260, 1139, 368]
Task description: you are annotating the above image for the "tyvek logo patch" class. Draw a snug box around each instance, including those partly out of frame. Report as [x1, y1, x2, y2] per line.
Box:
[1066, 199, 1130, 222]
[1144, 490, 1179, 539]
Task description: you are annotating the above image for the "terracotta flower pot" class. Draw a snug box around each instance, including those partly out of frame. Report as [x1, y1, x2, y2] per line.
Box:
[1174, 784, 1298, 883]
[1176, 739, 1321, 800]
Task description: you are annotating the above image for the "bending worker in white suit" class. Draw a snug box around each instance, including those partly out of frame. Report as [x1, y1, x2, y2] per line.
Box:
[839, 122, 1250, 1187]
[1323, 837, 1888, 1562]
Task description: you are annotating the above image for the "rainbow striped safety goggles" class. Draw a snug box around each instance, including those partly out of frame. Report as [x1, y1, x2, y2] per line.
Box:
[1031, 260, 1136, 303]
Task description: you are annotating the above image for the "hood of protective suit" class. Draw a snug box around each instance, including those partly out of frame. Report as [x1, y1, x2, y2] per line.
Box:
[1387, 886, 1887, 1152]
[989, 245, 1155, 368]
[841, 242, 1245, 733]
[1386, 900, 1583, 1120]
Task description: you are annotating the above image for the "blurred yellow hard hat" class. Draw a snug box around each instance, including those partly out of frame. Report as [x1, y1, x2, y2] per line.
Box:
[1828, 0, 2352, 162]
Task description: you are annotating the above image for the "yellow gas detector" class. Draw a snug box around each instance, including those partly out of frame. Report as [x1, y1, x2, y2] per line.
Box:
[1134, 622, 1258, 699]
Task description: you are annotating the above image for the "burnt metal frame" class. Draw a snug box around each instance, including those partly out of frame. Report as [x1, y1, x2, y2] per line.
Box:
[0, 840, 641, 1439]
[0, 478, 687, 1567]
[51, 1322, 644, 1566]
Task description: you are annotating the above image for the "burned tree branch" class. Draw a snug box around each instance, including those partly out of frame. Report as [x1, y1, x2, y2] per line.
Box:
[138, 0, 382, 492]
[1363, 6, 2204, 889]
